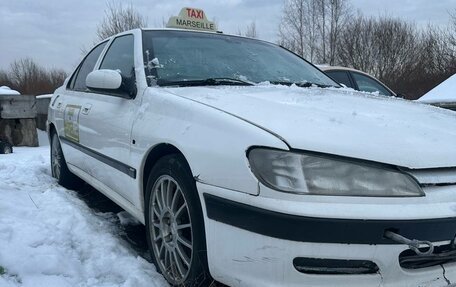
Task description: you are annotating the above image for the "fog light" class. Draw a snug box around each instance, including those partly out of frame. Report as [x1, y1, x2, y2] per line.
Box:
[293, 257, 379, 275]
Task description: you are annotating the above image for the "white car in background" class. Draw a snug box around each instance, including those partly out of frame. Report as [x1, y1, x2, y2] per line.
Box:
[418, 74, 456, 111]
[47, 27, 456, 287]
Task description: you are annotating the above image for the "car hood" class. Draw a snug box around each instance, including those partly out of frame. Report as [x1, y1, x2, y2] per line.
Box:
[164, 85, 456, 169]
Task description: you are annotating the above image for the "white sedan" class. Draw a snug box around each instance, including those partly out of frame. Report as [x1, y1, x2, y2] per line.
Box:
[47, 28, 456, 287]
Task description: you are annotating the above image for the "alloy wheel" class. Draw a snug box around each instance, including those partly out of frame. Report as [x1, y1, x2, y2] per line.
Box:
[51, 137, 62, 180]
[149, 175, 193, 284]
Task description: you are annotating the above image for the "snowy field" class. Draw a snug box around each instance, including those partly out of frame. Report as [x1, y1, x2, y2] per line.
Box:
[0, 131, 168, 287]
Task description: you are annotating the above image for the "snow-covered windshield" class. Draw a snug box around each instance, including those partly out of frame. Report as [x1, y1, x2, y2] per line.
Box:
[142, 30, 338, 87]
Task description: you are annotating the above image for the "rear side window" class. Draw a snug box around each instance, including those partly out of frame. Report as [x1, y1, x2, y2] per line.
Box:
[352, 72, 392, 96]
[325, 70, 353, 89]
[71, 41, 108, 91]
[100, 35, 134, 79]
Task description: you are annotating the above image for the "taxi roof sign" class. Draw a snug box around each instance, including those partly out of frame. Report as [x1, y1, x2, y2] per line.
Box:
[166, 8, 218, 32]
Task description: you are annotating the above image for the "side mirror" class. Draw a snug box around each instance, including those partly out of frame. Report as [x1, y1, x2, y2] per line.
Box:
[86, 69, 122, 91]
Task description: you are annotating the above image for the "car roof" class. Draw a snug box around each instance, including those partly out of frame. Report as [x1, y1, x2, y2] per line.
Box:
[317, 65, 374, 77]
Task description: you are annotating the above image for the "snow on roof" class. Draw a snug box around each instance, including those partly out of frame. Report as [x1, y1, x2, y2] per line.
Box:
[418, 74, 456, 104]
[0, 86, 20, 95]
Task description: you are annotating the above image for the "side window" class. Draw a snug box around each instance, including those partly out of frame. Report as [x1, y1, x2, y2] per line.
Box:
[100, 35, 135, 80]
[67, 65, 81, 89]
[351, 72, 392, 96]
[325, 70, 354, 89]
[71, 41, 108, 91]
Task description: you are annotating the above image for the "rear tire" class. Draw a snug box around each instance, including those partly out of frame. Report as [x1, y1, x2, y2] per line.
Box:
[145, 154, 211, 286]
[50, 133, 82, 189]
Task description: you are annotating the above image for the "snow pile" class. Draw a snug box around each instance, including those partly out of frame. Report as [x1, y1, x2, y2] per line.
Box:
[419, 74, 456, 103]
[0, 134, 167, 287]
[0, 86, 20, 95]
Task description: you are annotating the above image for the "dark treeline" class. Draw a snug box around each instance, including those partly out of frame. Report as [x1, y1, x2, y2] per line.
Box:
[0, 58, 67, 96]
[279, 0, 456, 99]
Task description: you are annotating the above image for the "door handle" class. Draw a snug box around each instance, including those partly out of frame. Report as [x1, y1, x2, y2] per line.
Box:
[82, 104, 92, 115]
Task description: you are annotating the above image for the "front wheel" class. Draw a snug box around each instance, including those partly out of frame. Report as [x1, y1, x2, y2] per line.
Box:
[145, 155, 210, 286]
[50, 133, 82, 189]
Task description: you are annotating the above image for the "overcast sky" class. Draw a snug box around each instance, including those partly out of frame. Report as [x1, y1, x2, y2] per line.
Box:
[0, 0, 454, 72]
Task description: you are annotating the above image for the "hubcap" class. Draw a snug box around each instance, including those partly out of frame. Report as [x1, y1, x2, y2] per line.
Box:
[149, 175, 193, 285]
[4, 146, 11, 154]
[51, 137, 61, 179]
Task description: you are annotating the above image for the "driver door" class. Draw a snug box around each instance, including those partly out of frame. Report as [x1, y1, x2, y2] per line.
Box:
[78, 34, 140, 205]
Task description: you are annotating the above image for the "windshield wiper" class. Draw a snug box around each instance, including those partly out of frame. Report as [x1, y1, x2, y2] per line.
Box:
[158, 77, 254, 87]
[269, 81, 334, 88]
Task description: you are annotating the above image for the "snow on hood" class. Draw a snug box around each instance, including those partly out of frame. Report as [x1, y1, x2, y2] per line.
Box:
[0, 86, 20, 95]
[419, 74, 456, 104]
[164, 85, 456, 169]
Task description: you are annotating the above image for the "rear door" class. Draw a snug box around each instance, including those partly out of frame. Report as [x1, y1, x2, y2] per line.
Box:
[77, 34, 140, 205]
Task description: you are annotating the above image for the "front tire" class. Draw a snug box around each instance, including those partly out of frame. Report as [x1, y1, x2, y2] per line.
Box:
[145, 154, 210, 286]
[50, 133, 82, 189]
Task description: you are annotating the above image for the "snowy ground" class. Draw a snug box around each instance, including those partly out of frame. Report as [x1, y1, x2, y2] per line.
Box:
[0, 131, 168, 287]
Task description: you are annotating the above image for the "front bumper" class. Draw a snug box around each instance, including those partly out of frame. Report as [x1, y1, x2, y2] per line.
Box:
[204, 193, 456, 245]
[198, 183, 456, 287]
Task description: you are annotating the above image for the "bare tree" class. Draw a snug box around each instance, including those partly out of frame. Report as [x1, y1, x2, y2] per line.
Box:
[245, 21, 258, 38]
[237, 21, 258, 38]
[337, 16, 418, 77]
[278, 0, 351, 63]
[96, 1, 147, 41]
[325, 0, 352, 64]
[1, 58, 67, 95]
[279, 0, 320, 60]
[0, 70, 13, 88]
[375, 18, 418, 81]
[48, 69, 68, 89]
[336, 15, 376, 72]
[278, 2, 456, 98]
[447, 9, 456, 70]
[336, 15, 456, 99]
[9, 58, 44, 95]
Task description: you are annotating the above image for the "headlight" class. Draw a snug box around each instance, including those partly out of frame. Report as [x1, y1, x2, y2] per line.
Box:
[248, 148, 424, 197]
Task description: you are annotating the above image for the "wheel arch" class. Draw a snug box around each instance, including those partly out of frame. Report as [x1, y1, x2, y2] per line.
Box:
[141, 143, 193, 210]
